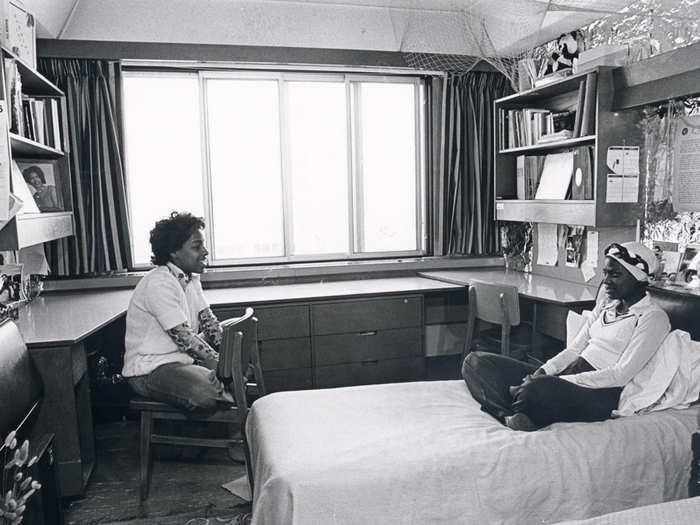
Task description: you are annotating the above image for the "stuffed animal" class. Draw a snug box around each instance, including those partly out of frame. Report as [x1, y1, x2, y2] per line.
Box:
[544, 31, 584, 75]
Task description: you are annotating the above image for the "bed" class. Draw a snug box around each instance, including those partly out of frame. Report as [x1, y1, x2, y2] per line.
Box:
[555, 496, 700, 524]
[247, 286, 700, 525]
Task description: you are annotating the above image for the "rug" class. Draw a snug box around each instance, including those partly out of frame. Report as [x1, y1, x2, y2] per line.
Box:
[222, 474, 251, 503]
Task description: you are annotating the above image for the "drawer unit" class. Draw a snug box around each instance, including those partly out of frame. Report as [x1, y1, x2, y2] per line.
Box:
[259, 337, 311, 370]
[312, 295, 422, 335]
[315, 356, 425, 389]
[255, 305, 310, 340]
[314, 327, 421, 366]
[265, 368, 313, 393]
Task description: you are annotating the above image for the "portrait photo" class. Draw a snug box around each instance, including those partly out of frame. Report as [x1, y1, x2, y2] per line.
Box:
[17, 161, 64, 212]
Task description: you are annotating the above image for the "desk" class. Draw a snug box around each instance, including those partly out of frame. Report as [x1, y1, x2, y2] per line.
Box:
[419, 269, 598, 343]
[418, 269, 598, 307]
[15, 290, 132, 497]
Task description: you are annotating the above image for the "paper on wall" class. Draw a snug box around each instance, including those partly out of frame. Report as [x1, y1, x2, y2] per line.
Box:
[0, 193, 23, 232]
[535, 152, 574, 199]
[606, 173, 639, 202]
[0, 101, 9, 220]
[580, 261, 596, 282]
[585, 230, 599, 267]
[536, 223, 558, 266]
[606, 145, 640, 203]
[18, 244, 50, 276]
[672, 115, 700, 212]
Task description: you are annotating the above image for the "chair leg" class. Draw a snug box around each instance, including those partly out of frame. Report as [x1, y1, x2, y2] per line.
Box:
[243, 436, 255, 500]
[139, 411, 153, 501]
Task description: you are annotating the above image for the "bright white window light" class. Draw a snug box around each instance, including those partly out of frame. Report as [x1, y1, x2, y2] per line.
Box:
[122, 72, 204, 266]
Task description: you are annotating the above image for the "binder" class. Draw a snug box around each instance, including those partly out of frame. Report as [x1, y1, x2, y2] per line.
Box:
[572, 79, 586, 138]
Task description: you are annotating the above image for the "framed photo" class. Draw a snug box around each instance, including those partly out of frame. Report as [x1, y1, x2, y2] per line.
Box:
[16, 161, 64, 212]
[678, 244, 700, 283]
[651, 241, 681, 279]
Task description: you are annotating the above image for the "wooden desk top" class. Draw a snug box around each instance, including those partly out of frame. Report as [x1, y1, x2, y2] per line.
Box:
[418, 269, 598, 306]
[203, 277, 463, 306]
[16, 289, 133, 348]
[16, 277, 462, 347]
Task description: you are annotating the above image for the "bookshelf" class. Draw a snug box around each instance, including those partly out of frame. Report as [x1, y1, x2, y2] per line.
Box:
[0, 45, 74, 251]
[494, 66, 644, 227]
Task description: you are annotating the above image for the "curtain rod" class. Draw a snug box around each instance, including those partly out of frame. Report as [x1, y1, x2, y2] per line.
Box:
[120, 59, 446, 77]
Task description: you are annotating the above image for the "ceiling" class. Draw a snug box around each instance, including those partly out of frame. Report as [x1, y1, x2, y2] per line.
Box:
[24, 0, 667, 55]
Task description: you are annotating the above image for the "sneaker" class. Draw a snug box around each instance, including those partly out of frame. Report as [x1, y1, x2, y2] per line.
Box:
[504, 413, 539, 431]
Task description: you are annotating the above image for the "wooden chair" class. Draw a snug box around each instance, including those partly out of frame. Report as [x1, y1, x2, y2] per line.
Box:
[129, 307, 265, 501]
[462, 280, 526, 362]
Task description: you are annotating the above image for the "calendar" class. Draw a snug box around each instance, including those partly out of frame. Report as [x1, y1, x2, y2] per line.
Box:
[1, 0, 35, 68]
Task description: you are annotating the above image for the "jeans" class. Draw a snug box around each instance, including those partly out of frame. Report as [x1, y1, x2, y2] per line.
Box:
[127, 362, 224, 412]
[462, 351, 622, 428]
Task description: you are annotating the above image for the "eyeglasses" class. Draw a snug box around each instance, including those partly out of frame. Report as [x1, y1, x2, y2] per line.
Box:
[604, 243, 649, 274]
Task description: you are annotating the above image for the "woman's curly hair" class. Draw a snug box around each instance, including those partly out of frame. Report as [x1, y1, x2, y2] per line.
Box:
[149, 211, 205, 266]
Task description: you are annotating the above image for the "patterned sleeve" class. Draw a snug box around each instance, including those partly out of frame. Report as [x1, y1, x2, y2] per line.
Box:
[198, 307, 223, 350]
[166, 321, 219, 365]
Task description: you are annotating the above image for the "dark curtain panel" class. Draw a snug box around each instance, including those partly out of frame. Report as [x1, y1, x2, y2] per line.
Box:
[433, 71, 511, 256]
[38, 58, 131, 276]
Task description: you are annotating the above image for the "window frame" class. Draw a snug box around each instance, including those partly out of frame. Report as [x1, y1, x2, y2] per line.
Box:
[122, 66, 428, 268]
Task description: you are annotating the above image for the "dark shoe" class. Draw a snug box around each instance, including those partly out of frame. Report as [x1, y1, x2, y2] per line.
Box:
[505, 413, 539, 431]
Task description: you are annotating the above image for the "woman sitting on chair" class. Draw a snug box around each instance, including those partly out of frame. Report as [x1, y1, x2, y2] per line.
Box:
[462, 241, 670, 431]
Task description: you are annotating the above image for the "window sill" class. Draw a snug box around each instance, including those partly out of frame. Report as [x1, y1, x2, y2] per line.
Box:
[43, 255, 504, 293]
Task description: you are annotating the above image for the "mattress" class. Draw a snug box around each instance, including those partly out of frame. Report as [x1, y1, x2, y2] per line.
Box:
[555, 495, 700, 524]
[247, 380, 699, 525]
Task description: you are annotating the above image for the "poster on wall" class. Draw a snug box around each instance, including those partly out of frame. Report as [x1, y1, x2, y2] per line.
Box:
[672, 114, 700, 212]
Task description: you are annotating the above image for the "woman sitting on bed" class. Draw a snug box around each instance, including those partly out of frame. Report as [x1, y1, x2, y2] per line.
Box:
[462, 241, 671, 431]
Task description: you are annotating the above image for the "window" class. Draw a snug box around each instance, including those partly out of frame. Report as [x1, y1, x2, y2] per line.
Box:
[122, 69, 426, 267]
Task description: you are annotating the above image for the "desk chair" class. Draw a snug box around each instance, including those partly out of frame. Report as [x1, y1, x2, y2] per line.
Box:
[129, 307, 265, 501]
[462, 280, 532, 363]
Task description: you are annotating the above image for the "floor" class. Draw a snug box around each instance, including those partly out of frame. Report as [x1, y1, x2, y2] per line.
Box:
[64, 417, 250, 525]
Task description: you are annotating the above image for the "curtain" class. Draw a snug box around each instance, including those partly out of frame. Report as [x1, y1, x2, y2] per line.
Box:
[37, 58, 131, 276]
[432, 71, 511, 256]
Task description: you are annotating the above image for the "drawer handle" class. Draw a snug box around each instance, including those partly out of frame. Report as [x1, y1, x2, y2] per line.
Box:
[361, 359, 379, 366]
[358, 330, 378, 337]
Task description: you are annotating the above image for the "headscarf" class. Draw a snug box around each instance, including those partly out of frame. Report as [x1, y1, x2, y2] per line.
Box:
[604, 241, 657, 282]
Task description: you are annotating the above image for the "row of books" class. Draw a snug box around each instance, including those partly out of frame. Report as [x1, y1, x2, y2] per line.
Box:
[4, 58, 63, 150]
[514, 145, 594, 200]
[499, 71, 598, 150]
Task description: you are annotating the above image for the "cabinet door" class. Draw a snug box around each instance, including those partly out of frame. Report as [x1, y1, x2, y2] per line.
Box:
[312, 295, 422, 335]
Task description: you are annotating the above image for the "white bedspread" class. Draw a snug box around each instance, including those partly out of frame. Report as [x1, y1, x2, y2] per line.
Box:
[247, 380, 699, 525]
[555, 496, 700, 524]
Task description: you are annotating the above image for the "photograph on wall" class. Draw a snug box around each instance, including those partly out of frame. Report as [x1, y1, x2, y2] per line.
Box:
[678, 244, 700, 283]
[565, 225, 585, 267]
[651, 241, 682, 279]
[16, 161, 64, 212]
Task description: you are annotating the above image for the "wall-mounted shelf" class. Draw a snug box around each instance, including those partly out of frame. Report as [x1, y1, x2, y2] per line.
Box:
[1, 46, 62, 96]
[499, 135, 595, 155]
[9, 133, 64, 159]
[0, 212, 73, 250]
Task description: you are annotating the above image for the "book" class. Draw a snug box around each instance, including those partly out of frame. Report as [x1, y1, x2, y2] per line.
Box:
[580, 72, 597, 136]
[534, 151, 574, 200]
[572, 79, 586, 138]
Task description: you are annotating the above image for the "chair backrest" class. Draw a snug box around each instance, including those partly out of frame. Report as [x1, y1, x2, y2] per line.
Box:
[0, 319, 42, 436]
[220, 308, 266, 417]
[470, 279, 521, 326]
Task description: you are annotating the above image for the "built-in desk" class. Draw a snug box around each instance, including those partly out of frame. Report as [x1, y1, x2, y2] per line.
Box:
[15, 290, 132, 498]
[203, 276, 462, 305]
[419, 269, 598, 344]
[418, 269, 598, 307]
